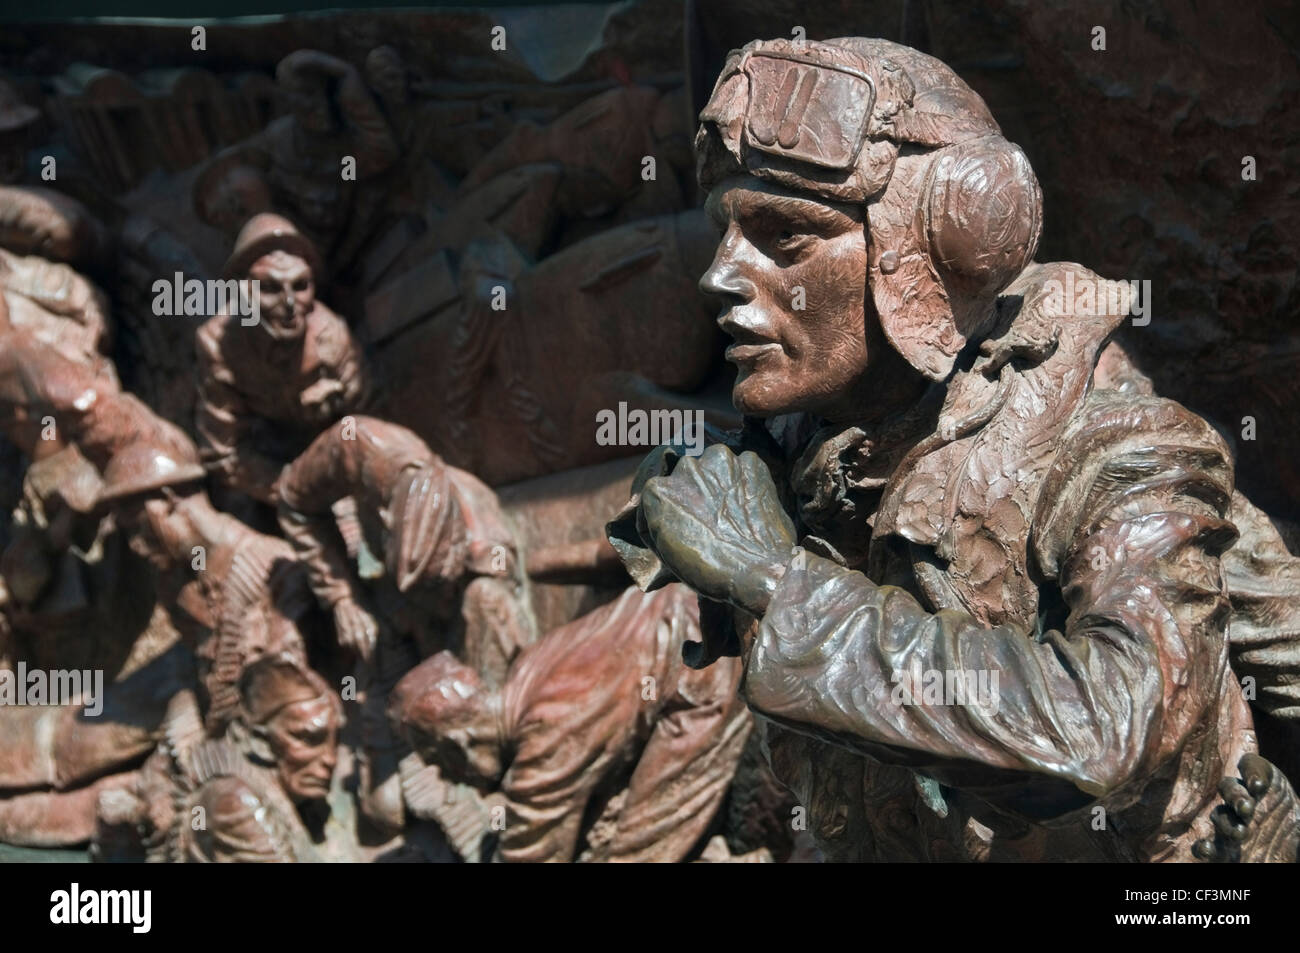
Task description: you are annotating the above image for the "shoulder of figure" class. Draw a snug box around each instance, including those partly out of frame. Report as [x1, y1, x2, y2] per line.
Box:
[1032, 388, 1235, 577]
[1060, 388, 1232, 474]
[308, 302, 351, 336]
[309, 305, 361, 359]
[186, 774, 293, 863]
[196, 773, 264, 817]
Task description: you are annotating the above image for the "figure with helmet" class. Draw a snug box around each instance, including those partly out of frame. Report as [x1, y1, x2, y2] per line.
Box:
[609, 36, 1300, 862]
[195, 212, 370, 508]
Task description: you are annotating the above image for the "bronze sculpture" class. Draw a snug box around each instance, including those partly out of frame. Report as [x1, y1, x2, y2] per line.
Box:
[390, 583, 751, 862]
[95, 429, 313, 737]
[101, 656, 358, 863]
[0, 7, 1294, 869]
[609, 36, 1300, 862]
[277, 413, 534, 833]
[192, 51, 399, 275]
[196, 212, 369, 506]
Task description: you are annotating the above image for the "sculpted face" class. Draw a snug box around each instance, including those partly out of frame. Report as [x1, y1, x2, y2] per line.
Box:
[248, 250, 314, 341]
[412, 719, 502, 791]
[266, 695, 338, 803]
[700, 174, 884, 421]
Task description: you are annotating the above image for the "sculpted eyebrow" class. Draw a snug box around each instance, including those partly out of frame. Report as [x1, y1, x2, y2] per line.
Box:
[753, 194, 855, 230]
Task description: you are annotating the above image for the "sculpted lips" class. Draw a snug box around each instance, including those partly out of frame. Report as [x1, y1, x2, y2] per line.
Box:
[721, 319, 782, 364]
[725, 342, 781, 363]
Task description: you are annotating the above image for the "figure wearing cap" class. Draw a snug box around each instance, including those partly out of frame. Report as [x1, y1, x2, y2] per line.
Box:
[0, 308, 178, 657]
[94, 420, 313, 736]
[277, 414, 534, 833]
[195, 212, 369, 506]
[0, 323, 195, 633]
[0, 333, 260, 843]
[84, 438, 355, 861]
[610, 37, 1298, 861]
[0, 319, 195, 634]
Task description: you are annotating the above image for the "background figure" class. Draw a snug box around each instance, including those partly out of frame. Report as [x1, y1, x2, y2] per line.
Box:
[101, 655, 356, 863]
[95, 429, 315, 736]
[391, 584, 752, 862]
[196, 212, 369, 509]
[278, 414, 534, 834]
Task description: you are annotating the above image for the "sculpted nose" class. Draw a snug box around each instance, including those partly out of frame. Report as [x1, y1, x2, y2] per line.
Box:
[699, 228, 757, 303]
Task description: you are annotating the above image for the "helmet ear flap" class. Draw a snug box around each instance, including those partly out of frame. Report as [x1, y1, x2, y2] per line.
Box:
[867, 151, 956, 382]
[869, 136, 1043, 382]
[925, 136, 1042, 300]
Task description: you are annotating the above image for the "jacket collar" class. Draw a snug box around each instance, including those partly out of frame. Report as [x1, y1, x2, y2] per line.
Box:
[783, 262, 1126, 626]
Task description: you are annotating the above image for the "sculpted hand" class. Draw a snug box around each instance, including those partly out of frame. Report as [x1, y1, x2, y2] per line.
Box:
[1194, 753, 1299, 862]
[639, 444, 796, 615]
[333, 596, 380, 664]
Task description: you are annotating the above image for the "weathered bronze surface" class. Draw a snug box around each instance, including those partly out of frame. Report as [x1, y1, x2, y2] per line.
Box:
[0, 6, 1295, 865]
[610, 35, 1300, 863]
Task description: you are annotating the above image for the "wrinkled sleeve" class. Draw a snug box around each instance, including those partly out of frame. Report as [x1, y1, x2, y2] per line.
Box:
[195, 321, 282, 504]
[277, 422, 361, 609]
[606, 659, 751, 862]
[336, 326, 369, 413]
[311, 312, 370, 422]
[1222, 490, 1300, 722]
[741, 395, 1237, 809]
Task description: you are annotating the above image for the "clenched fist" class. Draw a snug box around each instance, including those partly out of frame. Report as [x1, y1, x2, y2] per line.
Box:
[638, 444, 796, 616]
